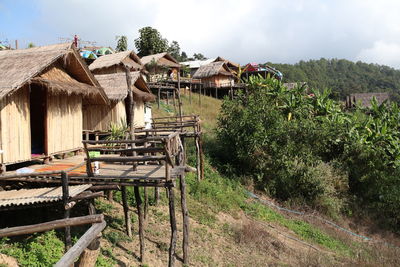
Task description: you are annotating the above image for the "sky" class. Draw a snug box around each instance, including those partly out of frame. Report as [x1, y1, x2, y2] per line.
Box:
[2, 0, 400, 68]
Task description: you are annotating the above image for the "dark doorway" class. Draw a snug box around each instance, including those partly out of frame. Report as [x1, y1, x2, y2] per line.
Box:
[30, 85, 47, 156]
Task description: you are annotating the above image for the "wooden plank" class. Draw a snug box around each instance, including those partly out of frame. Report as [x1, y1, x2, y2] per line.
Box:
[55, 220, 106, 267]
[0, 214, 104, 238]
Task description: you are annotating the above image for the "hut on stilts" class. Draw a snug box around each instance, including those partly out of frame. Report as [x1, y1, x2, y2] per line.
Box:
[85, 51, 155, 134]
[192, 61, 235, 98]
[0, 43, 107, 173]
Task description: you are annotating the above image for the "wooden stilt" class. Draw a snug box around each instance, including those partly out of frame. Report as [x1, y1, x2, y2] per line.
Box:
[195, 136, 201, 181]
[180, 174, 189, 264]
[189, 82, 192, 104]
[121, 186, 132, 237]
[158, 88, 161, 109]
[154, 187, 160, 205]
[134, 186, 145, 262]
[168, 186, 177, 267]
[144, 187, 148, 220]
[107, 190, 113, 201]
[172, 89, 176, 113]
[61, 171, 72, 251]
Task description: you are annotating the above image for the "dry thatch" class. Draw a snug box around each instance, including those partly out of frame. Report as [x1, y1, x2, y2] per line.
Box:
[346, 92, 389, 108]
[192, 61, 233, 79]
[89, 50, 143, 72]
[94, 71, 155, 102]
[141, 52, 181, 68]
[0, 43, 108, 102]
[214, 56, 240, 69]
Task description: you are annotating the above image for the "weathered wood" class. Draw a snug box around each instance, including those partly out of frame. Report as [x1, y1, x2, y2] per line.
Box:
[86, 147, 164, 154]
[83, 142, 94, 177]
[157, 88, 161, 109]
[70, 191, 103, 201]
[76, 235, 100, 267]
[90, 185, 120, 191]
[168, 186, 177, 267]
[121, 186, 132, 237]
[154, 187, 160, 205]
[0, 215, 104, 238]
[61, 171, 72, 251]
[134, 186, 145, 262]
[144, 187, 148, 220]
[180, 174, 189, 264]
[55, 220, 106, 267]
[87, 155, 166, 163]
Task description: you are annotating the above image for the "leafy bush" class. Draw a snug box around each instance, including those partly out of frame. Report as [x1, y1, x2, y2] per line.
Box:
[216, 76, 400, 230]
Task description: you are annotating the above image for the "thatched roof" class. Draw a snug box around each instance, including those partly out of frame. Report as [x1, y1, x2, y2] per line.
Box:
[192, 62, 233, 79]
[0, 43, 108, 103]
[346, 92, 389, 108]
[94, 71, 155, 102]
[141, 52, 181, 68]
[214, 56, 240, 69]
[89, 51, 142, 72]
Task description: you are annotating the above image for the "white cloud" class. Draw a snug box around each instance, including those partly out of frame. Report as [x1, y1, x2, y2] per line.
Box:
[357, 41, 400, 68]
[8, 0, 400, 68]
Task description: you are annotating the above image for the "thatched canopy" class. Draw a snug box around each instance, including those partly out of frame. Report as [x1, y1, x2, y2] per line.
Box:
[192, 62, 233, 79]
[94, 71, 155, 102]
[141, 52, 181, 68]
[213, 56, 239, 70]
[0, 43, 108, 103]
[89, 51, 143, 72]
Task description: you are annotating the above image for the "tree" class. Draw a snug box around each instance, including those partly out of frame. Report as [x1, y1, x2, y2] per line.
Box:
[193, 53, 207, 60]
[27, 42, 35, 48]
[115, 35, 128, 52]
[168, 40, 181, 60]
[180, 51, 188, 62]
[134, 27, 168, 57]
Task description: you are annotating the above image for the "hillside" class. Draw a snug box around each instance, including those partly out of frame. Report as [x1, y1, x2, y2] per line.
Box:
[1, 93, 399, 266]
[269, 58, 400, 101]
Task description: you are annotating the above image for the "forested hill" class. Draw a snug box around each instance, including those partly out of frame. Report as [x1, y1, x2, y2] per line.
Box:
[269, 58, 400, 101]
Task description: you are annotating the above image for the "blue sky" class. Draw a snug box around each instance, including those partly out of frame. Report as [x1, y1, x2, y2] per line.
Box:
[2, 0, 400, 68]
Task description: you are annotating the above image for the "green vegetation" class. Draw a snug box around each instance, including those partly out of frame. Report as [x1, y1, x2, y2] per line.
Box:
[269, 58, 400, 101]
[216, 76, 400, 231]
[0, 231, 64, 267]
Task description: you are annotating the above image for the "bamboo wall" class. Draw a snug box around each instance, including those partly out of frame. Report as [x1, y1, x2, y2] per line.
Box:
[46, 93, 82, 154]
[83, 101, 126, 131]
[0, 87, 31, 164]
[133, 100, 145, 127]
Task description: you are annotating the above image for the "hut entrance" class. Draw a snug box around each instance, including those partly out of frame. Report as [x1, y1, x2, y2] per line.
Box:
[30, 85, 47, 156]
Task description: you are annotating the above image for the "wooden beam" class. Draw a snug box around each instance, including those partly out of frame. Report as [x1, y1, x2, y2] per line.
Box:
[0, 215, 104, 238]
[61, 171, 72, 251]
[168, 186, 177, 267]
[55, 220, 106, 267]
[121, 186, 132, 237]
[134, 186, 145, 262]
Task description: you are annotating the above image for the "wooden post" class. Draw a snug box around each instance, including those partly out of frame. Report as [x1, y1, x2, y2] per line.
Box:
[154, 187, 160, 205]
[180, 175, 189, 265]
[121, 186, 132, 237]
[172, 89, 176, 113]
[134, 186, 145, 262]
[168, 186, 177, 267]
[61, 171, 72, 251]
[158, 88, 161, 109]
[215, 87, 218, 99]
[166, 91, 169, 105]
[144, 187, 148, 220]
[189, 81, 192, 104]
[195, 136, 201, 182]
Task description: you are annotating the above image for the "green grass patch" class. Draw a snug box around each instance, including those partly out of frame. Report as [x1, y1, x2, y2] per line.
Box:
[0, 231, 64, 267]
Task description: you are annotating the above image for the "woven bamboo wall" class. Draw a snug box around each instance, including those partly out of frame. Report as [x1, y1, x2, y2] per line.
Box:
[0, 87, 31, 163]
[46, 93, 82, 154]
[83, 101, 126, 131]
[133, 100, 145, 127]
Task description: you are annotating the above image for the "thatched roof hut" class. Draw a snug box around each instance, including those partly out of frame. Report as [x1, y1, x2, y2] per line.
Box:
[0, 43, 107, 167]
[89, 50, 143, 74]
[193, 61, 235, 88]
[141, 52, 180, 68]
[192, 62, 233, 79]
[84, 52, 155, 131]
[346, 92, 389, 108]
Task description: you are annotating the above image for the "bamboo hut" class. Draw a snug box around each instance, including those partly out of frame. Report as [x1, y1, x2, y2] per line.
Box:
[192, 61, 235, 88]
[141, 52, 181, 82]
[0, 43, 107, 170]
[86, 51, 154, 131]
[181, 56, 239, 77]
[346, 92, 389, 108]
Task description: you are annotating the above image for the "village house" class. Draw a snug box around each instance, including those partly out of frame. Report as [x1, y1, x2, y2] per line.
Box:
[141, 52, 181, 82]
[87, 50, 154, 131]
[346, 92, 390, 108]
[181, 56, 239, 77]
[0, 43, 108, 171]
